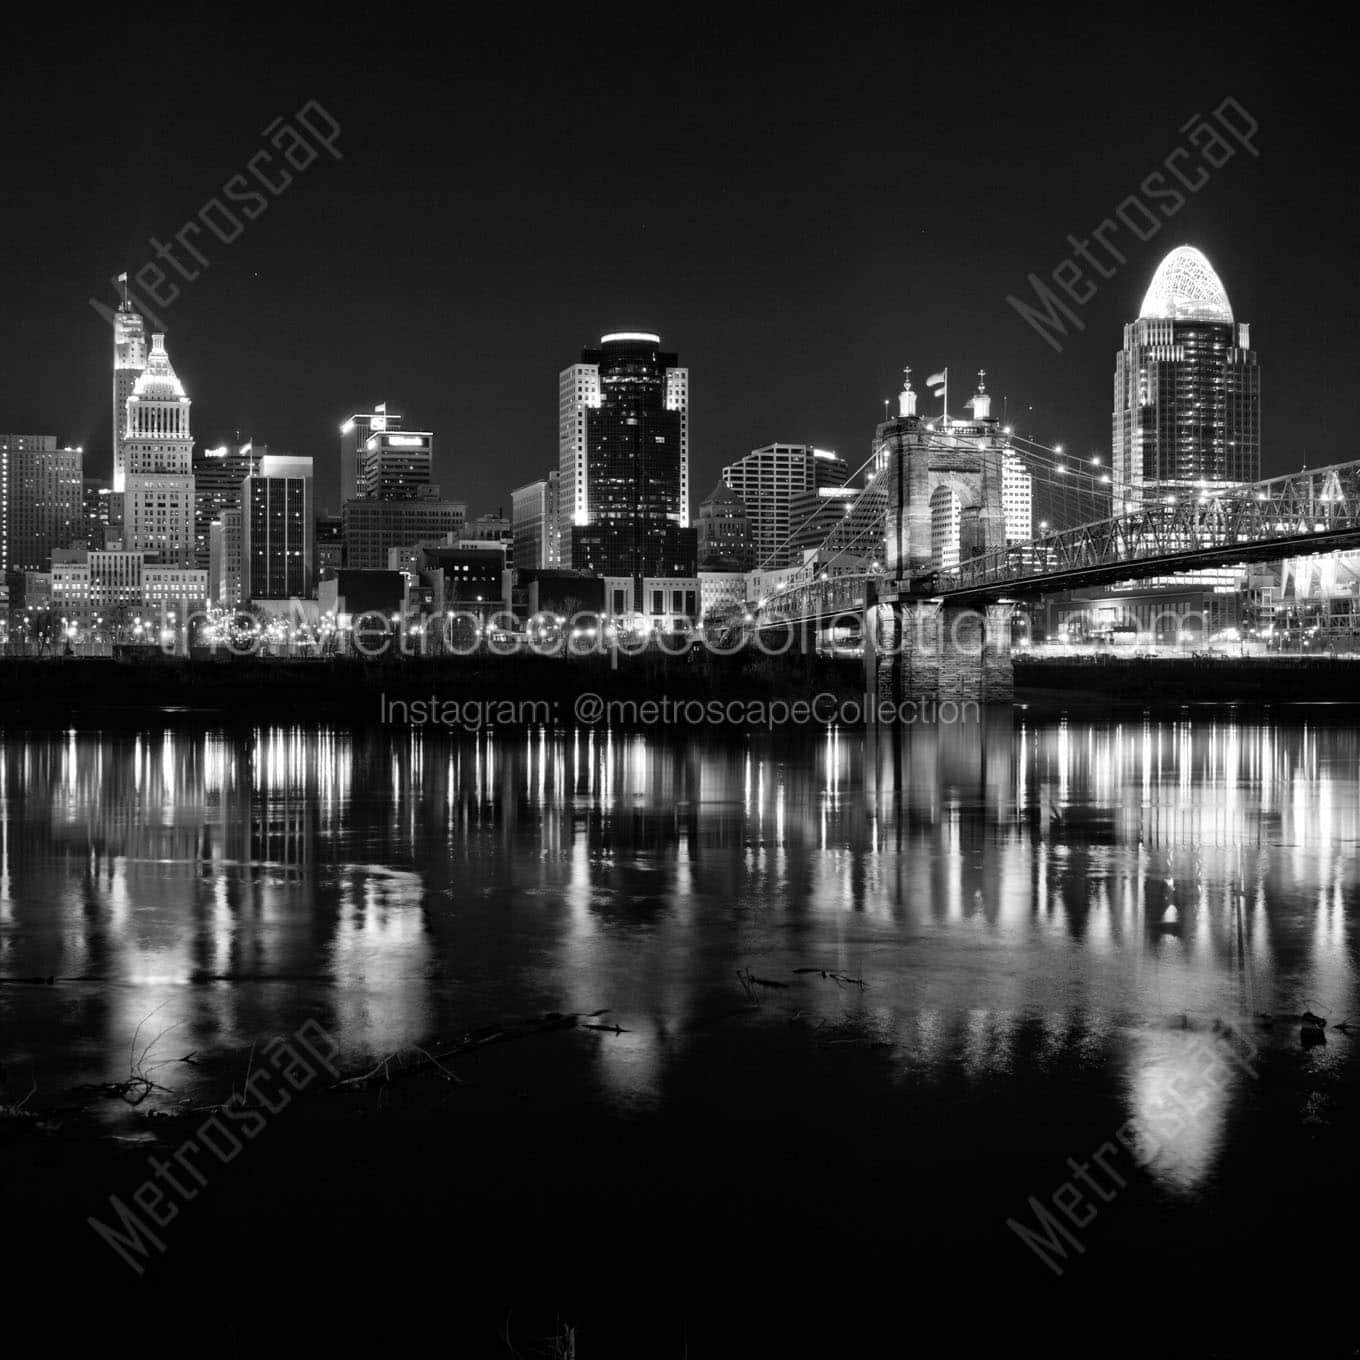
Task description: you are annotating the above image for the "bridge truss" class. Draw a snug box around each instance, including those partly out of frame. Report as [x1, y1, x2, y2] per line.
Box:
[751, 459, 1360, 627]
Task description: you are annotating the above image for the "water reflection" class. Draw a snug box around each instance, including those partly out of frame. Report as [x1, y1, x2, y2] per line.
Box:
[0, 717, 1357, 1189]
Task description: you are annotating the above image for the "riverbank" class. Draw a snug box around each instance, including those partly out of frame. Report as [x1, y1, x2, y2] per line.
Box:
[2, 653, 1358, 725]
[0, 651, 864, 727]
[1015, 654, 1360, 709]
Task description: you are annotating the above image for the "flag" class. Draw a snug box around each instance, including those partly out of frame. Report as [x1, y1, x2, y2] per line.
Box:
[926, 369, 947, 388]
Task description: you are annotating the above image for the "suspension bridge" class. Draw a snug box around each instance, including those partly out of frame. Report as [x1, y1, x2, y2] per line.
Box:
[739, 377, 1360, 710]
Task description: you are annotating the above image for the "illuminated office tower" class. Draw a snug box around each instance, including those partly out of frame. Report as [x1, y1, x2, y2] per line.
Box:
[557, 332, 692, 585]
[112, 280, 147, 496]
[359, 429, 434, 500]
[339, 404, 402, 502]
[511, 473, 560, 571]
[193, 440, 258, 568]
[122, 334, 196, 566]
[1112, 245, 1260, 514]
[242, 454, 314, 601]
[1002, 449, 1033, 543]
[721, 443, 848, 569]
[2, 435, 83, 572]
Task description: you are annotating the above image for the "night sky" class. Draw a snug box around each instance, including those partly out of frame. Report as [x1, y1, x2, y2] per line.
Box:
[2, 13, 1348, 516]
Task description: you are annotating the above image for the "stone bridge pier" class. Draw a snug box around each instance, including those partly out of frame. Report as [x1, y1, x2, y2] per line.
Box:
[864, 592, 1014, 716]
[863, 368, 1015, 719]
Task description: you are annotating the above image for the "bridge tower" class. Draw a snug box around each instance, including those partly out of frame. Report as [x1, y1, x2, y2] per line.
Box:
[865, 370, 1015, 715]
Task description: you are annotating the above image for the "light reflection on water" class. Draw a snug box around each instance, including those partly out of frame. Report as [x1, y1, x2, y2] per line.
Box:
[0, 716, 1357, 1196]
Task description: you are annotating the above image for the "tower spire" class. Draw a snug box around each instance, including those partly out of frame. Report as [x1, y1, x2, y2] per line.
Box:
[898, 366, 917, 418]
[971, 368, 991, 420]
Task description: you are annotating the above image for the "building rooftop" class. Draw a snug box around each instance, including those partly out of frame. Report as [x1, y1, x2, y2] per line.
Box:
[1138, 246, 1233, 324]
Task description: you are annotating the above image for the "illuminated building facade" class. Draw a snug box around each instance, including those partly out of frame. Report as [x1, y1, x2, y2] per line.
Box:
[194, 441, 258, 568]
[1002, 450, 1033, 543]
[242, 455, 314, 601]
[123, 334, 195, 566]
[210, 508, 244, 606]
[722, 444, 847, 569]
[1112, 246, 1259, 514]
[511, 473, 560, 572]
[339, 404, 401, 503]
[112, 283, 147, 496]
[342, 496, 467, 570]
[82, 477, 113, 551]
[2, 435, 83, 573]
[359, 429, 434, 500]
[557, 333, 692, 590]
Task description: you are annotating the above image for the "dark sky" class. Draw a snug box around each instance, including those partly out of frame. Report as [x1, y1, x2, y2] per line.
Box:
[1, 12, 1349, 516]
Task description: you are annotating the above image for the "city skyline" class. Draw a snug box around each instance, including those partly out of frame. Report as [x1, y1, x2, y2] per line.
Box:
[4, 14, 1341, 524]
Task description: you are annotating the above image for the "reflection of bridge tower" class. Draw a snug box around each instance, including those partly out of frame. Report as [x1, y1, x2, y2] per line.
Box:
[866, 370, 1014, 714]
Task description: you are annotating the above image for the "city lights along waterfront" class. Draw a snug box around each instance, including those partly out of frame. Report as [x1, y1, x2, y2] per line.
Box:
[4, 18, 1360, 1345]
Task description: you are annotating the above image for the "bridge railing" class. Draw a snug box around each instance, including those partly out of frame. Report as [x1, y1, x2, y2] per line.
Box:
[950, 461, 1360, 591]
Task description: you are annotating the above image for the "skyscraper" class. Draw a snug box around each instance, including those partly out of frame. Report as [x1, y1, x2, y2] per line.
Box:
[557, 332, 694, 603]
[112, 281, 147, 497]
[339, 404, 401, 502]
[123, 334, 195, 566]
[359, 429, 434, 500]
[242, 454, 314, 601]
[1002, 450, 1033, 543]
[194, 440, 258, 568]
[721, 444, 848, 569]
[1112, 246, 1260, 514]
[1, 435, 83, 573]
[511, 473, 560, 572]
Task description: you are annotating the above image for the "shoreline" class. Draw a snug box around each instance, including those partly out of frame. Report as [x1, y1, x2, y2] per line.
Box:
[0, 654, 1358, 725]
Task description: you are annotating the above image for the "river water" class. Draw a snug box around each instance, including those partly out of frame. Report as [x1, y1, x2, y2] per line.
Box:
[3, 716, 1358, 1344]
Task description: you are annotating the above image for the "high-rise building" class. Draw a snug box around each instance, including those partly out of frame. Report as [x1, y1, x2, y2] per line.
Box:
[209, 509, 244, 607]
[82, 477, 113, 551]
[242, 455, 314, 601]
[788, 486, 859, 560]
[112, 282, 147, 497]
[194, 440, 258, 568]
[696, 482, 753, 570]
[721, 444, 848, 569]
[2, 436, 83, 573]
[557, 332, 694, 603]
[511, 473, 560, 572]
[359, 429, 434, 500]
[339, 404, 402, 503]
[123, 334, 195, 566]
[1113, 245, 1260, 514]
[1002, 450, 1033, 544]
[315, 514, 344, 581]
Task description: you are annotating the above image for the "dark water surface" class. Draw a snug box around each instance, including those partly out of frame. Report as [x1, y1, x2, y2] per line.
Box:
[3, 716, 1358, 1352]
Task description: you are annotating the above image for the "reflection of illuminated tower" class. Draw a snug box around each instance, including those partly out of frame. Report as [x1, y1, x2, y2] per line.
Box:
[112, 277, 147, 497]
[1113, 246, 1259, 515]
[123, 334, 195, 565]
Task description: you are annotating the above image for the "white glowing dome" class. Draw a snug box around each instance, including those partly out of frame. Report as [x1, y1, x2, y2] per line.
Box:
[1138, 246, 1233, 324]
[131, 333, 187, 399]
